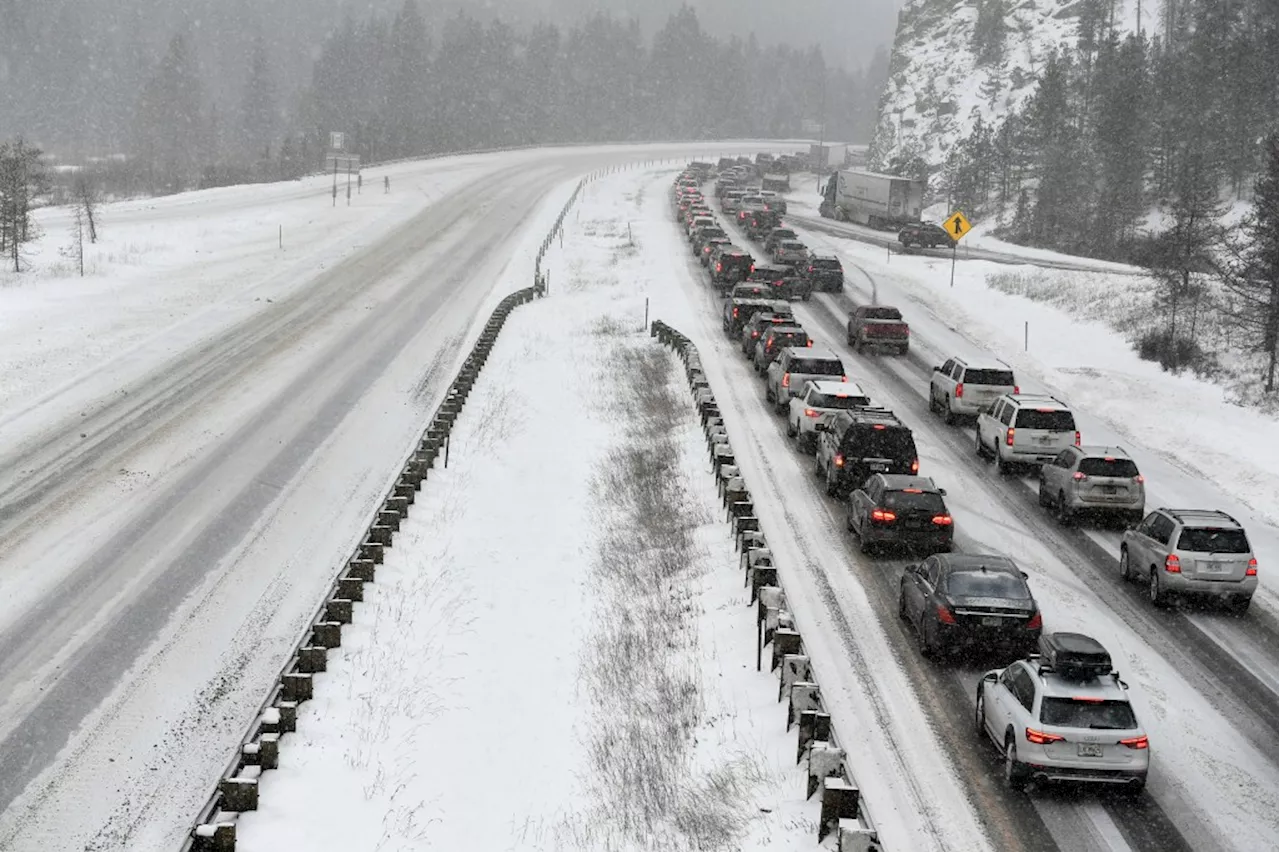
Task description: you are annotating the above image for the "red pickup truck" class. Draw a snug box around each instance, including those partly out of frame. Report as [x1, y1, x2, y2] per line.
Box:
[846, 305, 910, 355]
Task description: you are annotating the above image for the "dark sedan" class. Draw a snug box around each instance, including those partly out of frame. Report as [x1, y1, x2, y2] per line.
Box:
[898, 554, 1042, 659]
[848, 474, 953, 555]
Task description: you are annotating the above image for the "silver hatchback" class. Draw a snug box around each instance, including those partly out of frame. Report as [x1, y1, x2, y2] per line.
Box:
[1038, 446, 1145, 526]
[1120, 509, 1257, 611]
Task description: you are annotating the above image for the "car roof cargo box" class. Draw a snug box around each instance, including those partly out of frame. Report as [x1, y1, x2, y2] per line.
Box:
[1038, 632, 1112, 679]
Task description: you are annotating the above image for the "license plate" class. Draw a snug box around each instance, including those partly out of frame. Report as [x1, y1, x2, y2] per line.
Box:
[869, 462, 888, 472]
[1077, 743, 1103, 757]
[981, 616, 1002, 627]
[1101, 486, 1117, 494]
[1200, 562, 1229, 574]
[1036, 435, 1053, 444]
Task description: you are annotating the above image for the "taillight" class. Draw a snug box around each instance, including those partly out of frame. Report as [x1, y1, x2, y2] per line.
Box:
[841, 375, 848, 382]
[931, 514, 953, 526]
[804, 408, 820, 417]
[732, 307, 739, 318]
[1013, 385, 1020, 394]
[1120, 735, 1149, 750]
[1246, 558, 1258, 576]
[1165, 554, 1181, 573]
[1025, 612, 1042, 630]
[954, 383, 964, 399]
[1006, 428, 1015, 446]
[871, 508, 897, 522]
[1074, 431, 1081, 446]
[808, 266, 815, 273]
[806, 339, 813, 347]
[833, 454, 844, 468]
[716, 262, 723, 272]
[910, 458, 919, 473]
[1072, 472, 1086, 481]
[1025, 728, 1065, 745]
[781, 373, 790, 387]
[1134, 475, 1145, 484]
[751, 330, 760, 338]
[936, 606, 957, 625]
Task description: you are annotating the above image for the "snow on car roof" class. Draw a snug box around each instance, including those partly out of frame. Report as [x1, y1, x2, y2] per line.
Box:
[811, 380, 863, 396]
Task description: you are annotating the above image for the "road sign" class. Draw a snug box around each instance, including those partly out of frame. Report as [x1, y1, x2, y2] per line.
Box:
[329, 131, 345, 151]
[324, 153, 360, 172]
[944, 210, 972, 241]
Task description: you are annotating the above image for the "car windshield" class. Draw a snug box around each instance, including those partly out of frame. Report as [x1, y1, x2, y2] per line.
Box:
[943, 570, 1030, 599]
[963, 368, 1015, 386]
[1015, 409, 1076, 430]
[864, 307, 902, 320]
[882, 490, 945, 512]
[1040, 698, 1137, 730]
[809, 392, 867, 409]
[1177, 527, 1251, 553]
[790, 358, 843, 375]
[1078, 457, 1140, 477]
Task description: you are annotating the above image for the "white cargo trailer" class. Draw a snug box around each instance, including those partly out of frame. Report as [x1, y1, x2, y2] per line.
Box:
[808, 143, 849, 171]
[818, 169, 924, 229]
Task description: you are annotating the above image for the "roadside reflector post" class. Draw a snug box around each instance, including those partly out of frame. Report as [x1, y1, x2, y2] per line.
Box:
[1025, 321, 1029, 351]
[444, 433, 450, 468]
[643, 297, 649, 331]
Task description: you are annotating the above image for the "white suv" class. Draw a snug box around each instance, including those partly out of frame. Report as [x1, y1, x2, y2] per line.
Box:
[976, 394, 1079, 474]
[976, 633, 1149, 792]
[765, 347, 846, 413]
[786, 380, 871, 452]
[930, 356, 1017, 423]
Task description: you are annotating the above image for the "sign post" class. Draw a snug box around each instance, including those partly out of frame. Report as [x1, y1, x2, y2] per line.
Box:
[943, 210, 972, 288]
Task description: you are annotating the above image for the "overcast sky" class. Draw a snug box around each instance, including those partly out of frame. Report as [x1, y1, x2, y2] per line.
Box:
[510, 0, 900, 71]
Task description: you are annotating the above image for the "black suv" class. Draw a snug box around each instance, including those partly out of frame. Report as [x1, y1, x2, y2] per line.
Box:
[744, 209, 783, 241]
[813, 407, 919, 497]
[710, 247, 755, 289]
[804, 254, 845, 293]
[898, 223, 952, 248]
[848, 474, 953, 555]
[724, 296, 787, 338]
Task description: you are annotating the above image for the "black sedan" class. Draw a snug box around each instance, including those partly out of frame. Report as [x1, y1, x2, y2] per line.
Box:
[898, 554, 1042, 659]
[848, 474, 953, 555]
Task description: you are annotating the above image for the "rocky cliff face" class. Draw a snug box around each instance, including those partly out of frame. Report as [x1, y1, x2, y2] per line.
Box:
[871, 0, 1138, 182]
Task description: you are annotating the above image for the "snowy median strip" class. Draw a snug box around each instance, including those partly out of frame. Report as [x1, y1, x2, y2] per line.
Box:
[217, 165, 862, 852]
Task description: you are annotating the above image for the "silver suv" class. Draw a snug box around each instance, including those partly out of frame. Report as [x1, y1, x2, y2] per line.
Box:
[1037, 446, 1145, 526]
[765, 347, 846, 412]
[787, 380, 871, 452]
[977, 633, 1149, 792]
[976, 394, 1079, 474]
[930, 356, 1017, 423]
[1120, 509, 1257, 611]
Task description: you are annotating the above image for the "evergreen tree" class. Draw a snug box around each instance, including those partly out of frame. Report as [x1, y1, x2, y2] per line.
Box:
[384, 0, 429, 158]
[1221, 131, 1279, 391]
[1088, 33, 1149, 253]
[240, 36, 278, 166]
[135, 33, 205, 193]
[972, 0, 1007, 66]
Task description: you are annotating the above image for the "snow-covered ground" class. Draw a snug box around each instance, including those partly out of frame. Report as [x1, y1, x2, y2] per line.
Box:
[234, 168, 824, 852]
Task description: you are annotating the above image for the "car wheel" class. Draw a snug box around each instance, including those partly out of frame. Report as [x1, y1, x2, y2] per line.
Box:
[775, 398, 788, 415]
[898, 587, 910, 622]
[1037, 482, 1050, 508]
[943, 396, 956, 425]
[813, 454, 823, 478]
[824, 467, 838, 497]
[928, 389, 939, 414]
[917, 616, 937, 658]
[1228, 594, 1252, 615]
[765, 387, 775, 403]
[1005, 736, 1028, 791]
[786, 418, 797, 438]
[975, 691, 987, 738]
[1150, 567, 1170, 608]
[995, 448, 1011, 475]
[1056, 492, 1074, 526]
[1119, 547, 1134, 582]
[975, 430, 987, 458]
[899, 344, 910, 356]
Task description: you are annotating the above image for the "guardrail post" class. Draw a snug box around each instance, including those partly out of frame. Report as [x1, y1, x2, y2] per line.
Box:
[282, 672, 312, 702]
[191, 823, 235, 851]
[797, 710, 832, 763]
[817, 777, 859, 840]
[219, 776, 259, 812]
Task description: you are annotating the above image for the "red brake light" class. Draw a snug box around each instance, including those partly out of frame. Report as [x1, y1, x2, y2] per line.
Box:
[781, 373, 790, 387]
[1013, 385, 1020, 394]
[873, 424, 886, 430]
[1246, 558, 1258, 576]
[1025, 728, 1065, 745]
[833, 454, 844, 468]
[1073, 472, 1086, 480]
[804, 408, 820, 417]
[954, 383, 964, 399]
[806, 339, 813, 347]
[936, 606, 957, 625]
[1120, 735, 1149, 750]
[1165, 554, 1182, 573]
[808, 266, 815, 273]
[716, 262, 723, 272]
[903, 488, 923, 493]
[1025, 612, 1042, 630]
[732, 307, 739, 318]
[931, 514, 953, 526]
[1074, 431, 1081, 446]
[1134, 474, 1145, 484]
[910, 458, 919, 473]
[1006, 428, 1015, 446]
[871, 508, 897, 522]
[841, 375, 848, 382]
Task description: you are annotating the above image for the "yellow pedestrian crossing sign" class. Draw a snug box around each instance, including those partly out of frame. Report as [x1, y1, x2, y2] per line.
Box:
[944, 210, 972, 241]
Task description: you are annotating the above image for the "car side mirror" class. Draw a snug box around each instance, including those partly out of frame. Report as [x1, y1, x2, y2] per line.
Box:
[933, 365, 941, 372]
[937, 488, 947, 497]
[905, 563, 920, 575]
[982, 671, 998, 683]
[1020, 571, 1029, 580]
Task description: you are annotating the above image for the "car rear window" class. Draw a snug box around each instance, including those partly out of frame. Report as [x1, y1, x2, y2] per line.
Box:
[1078, 457, 1140, 477]
[812, 258, 843, 270]
[848, 425, 916, 460]
[1040, 698, 1137, 730]
[772, 330, 809, 346]
[790, 358, 843, 375]
[962, 369, 1015, 386]
[943, 571, 1029, 599]
[1014, 409, 1076, 430]
[780, 241, 805, 250]
[810, 393, 868, 409]
[882, 490, 946, 512]
[1176, 527, 1250, 554]
[863, 307, 902, 320]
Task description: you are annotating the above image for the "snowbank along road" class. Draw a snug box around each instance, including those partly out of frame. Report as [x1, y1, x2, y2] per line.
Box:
[0, 142, 786, 851]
